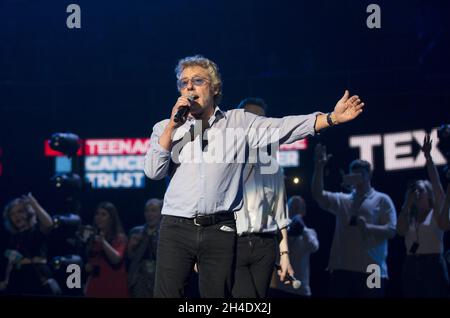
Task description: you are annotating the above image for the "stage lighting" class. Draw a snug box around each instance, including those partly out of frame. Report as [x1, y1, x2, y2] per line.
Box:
[51, 254, 83, 271]
[53, 213, 81, 231]
[293, 177, 301, 185]
[49, 132, 81, 156]
[50, 173, 82, 193]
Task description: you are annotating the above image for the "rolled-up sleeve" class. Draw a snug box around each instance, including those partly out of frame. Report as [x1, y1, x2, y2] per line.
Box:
[245, 112, 322, 149]
[144, 120, 171, 180]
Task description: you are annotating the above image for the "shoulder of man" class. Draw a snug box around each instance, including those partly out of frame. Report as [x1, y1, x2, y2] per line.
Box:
[371, 189, 394, 202]
[224, 108, 258, 126]
[153, 119, 170, 131]
[129, 225, 145, 236]
[303, 227, 317, 236]
[226, 108, 244, 115]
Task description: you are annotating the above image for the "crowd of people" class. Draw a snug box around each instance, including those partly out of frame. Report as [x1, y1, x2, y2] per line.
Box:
[0, 195, 163, 298]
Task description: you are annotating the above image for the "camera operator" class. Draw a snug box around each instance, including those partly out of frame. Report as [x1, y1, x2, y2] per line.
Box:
[0, 193, 61, 295]
[397, 135, 449, 298]
[311, 144, 397, 298]
[84, 202, 128, 298]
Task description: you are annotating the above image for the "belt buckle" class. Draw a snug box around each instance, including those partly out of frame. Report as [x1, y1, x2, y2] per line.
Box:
[194, 215, 213, 226]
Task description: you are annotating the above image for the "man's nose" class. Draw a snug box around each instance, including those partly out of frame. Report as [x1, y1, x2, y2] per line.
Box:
[186, 80, 195, 90]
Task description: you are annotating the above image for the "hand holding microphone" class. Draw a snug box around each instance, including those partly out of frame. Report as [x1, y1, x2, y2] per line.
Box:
[173, 94, 195, 124]
[275, 263, 301, 289]
[158, 95, 196, 151]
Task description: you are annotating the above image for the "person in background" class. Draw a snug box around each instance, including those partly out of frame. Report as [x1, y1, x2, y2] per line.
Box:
[0, 193, 61, 296]
[127, 198, 162, 298]
[397, 135, 449, 298]
[312, 144, 397, 298]
[232, 98, 294, 298]
[85, 201, 129, 298]
[276, 195, 319, 297]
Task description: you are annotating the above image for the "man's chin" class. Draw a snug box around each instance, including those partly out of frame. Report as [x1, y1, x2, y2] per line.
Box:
[189, 109, 203, 119]
[189, 103, 214, 119]
[190, 113, 203, 119]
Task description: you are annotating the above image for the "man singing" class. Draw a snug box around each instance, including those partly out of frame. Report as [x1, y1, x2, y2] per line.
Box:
[144, 55, 364, 298]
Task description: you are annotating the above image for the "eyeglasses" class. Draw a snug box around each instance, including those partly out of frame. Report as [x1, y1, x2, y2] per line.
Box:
[177, 76, 209, 89]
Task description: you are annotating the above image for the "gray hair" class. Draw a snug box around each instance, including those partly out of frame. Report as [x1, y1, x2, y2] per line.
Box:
[175, 55, 222, 104]
[3, 198, 36, 234]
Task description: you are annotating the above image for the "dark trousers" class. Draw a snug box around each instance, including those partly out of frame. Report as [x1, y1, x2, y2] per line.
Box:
[328, 269, 387, 298]
[402, 254, 449, 298]
[154, 215, 237, 298]
[232, 234, 276, 298]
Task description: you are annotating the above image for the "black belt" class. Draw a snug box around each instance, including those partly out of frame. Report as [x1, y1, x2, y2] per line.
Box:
[164, 213, 235, 227]
[193, 213, 235, 226]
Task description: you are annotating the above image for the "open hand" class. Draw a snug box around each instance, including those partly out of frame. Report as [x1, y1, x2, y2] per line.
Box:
[333, 90, 365, 124]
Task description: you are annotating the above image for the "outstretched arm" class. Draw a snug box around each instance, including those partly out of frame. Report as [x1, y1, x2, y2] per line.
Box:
[246, 90, 365, 149]
[314, 90, 365, 132]
[422, 134, 445, 216]
[311, 144, 332, 202]
[23, 193, 53, 234]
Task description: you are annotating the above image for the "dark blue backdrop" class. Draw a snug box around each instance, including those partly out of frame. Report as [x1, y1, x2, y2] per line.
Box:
[1, 0, 449, 297]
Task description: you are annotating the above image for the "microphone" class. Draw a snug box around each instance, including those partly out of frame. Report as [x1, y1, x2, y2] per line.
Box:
[174, 95, 195, 123]
[275, 263, 301, 289]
